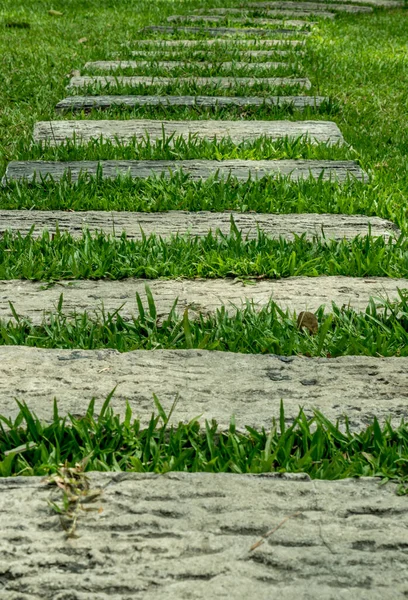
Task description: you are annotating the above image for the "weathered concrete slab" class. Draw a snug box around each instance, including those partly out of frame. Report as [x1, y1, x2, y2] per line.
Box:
[68, 75, 312, 90]
[0, 211, 389, 243]
[83, 60, 290, 71]
[167, 15, 315, 28]
[0, 275, 406, 324]
[33, 120, 343, 146]
[141, 25, 311, 36]
[55, 95, 325, 111]
[248, 0, 396, 8]
[129, 49, 305, 57]
[0, 473, 407, 600]
[3, 159, 364, 183]
[245, 1, 373, 12]
[0, 347, 408, 429]
[128, 38, 306, 47]
[195, 7, 336, 17]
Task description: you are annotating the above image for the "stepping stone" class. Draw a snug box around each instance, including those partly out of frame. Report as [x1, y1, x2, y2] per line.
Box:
[167, 15, 315, 28]
[141, 25, 311, 36]
[83, 60, 290, 72]
[54, 94, 324, 111]
[33, 119, 342, 146]
[0, 210, 389, 243]
[3, 159, 364, 183]
[129, 49, 305, 58]
[245, 1, 374, 12]
[196, 7, 336, 18]
[1, 346, 408, 429]
[311, 0, 403, 5]
[127, 38, 306, 47]
[0, 275, 405, 325]
[1, 474, 407, 600]
[68, 75, 311, 90]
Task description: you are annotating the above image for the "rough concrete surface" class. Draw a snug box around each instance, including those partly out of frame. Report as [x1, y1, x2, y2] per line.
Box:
[248, 0, 400, 7]
[195, 6, 337, 17]
[0, 211, 394, 241]
[246, 0, 373, 11]
[1, 275, 407, 323]
[83, 60, 289, 71]
[55, 95, 326, 111]
[68, 75, 312, 90]
[167, 15, 315, 27]
[129, 48, 306, 56]
[128, 39, 305, 46]
[141, 25, 311, 36]
[0, 347, 408, 429]
[3, 159, 365, 183]
[33, 119, 343, 146]
[0, 472, 406, 600]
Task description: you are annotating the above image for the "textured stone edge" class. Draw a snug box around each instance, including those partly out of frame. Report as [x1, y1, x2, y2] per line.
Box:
[1, 348, 408, 431]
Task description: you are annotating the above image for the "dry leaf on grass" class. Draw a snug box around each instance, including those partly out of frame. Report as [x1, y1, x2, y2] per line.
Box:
[297, 311, 319, 335]
[78, 37, 88, 44]
[48, 10, 63, 16]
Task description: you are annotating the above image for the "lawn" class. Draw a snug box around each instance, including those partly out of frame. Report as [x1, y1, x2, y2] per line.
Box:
[1, 0, 408, 480]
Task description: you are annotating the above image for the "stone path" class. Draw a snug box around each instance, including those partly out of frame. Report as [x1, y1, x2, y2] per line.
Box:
[129, 48, 306, 57]
[126, 38, 306, 47]
[2, 2, 407, 596]
[33, 119, 342, 145]
[167, 15, 316, 28]
[1, 473, 407, 599]
[204, 3, 374, 13]
[3, 159, 364, 182]
[248, 0, 402, 7]
[67, 75, 312, 90]
[0, 210, 393, 241]
[1, 348, 408, 429]
[55, 94, 325, 111]
[0, 276, 405, 323]
[83, 60, 292, 71]
[142, 25, 312, 36]
[195, 6, 338, 17]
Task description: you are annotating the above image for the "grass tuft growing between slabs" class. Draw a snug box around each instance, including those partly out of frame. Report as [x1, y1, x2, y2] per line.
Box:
[3, 291, 408, 357]
[12, 136, 351, 163]
[1, 396, 407, 491]
[0, 229, 407, 281]
[3, 175, 406, 231]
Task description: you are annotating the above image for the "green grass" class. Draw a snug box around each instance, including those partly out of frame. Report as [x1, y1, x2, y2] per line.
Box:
[0, 229, 406, 281]
[2, 3, 408, 227]
[8, 176, 395, 225]
[13, 135, 350, 162]
[3, 291, 408, 357]
[1, 396, 407, 490]
[1, 0, 408, 478]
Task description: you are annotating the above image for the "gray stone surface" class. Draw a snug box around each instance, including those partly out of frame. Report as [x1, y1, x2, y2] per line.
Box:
[195, 7, 337, 17]
[0, 275, 406, 323]
[2, 159, 365, 183]
[167, 15, 315, 27]
[128, 39, 305, 46]
[129, 48, 305, 57]
[0, 347, 408, 429]
[68, 75, 312, 90]
[83, 60, 290, 71]
[55, 95, 326, 111]
[246, 0, 373, 12]
[0, 211, 391, 242]
[248, 0, 398, 7]
[141, 25, 311, 36]
[33, 119, 342, 146]
[0, 472, 406, 600]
